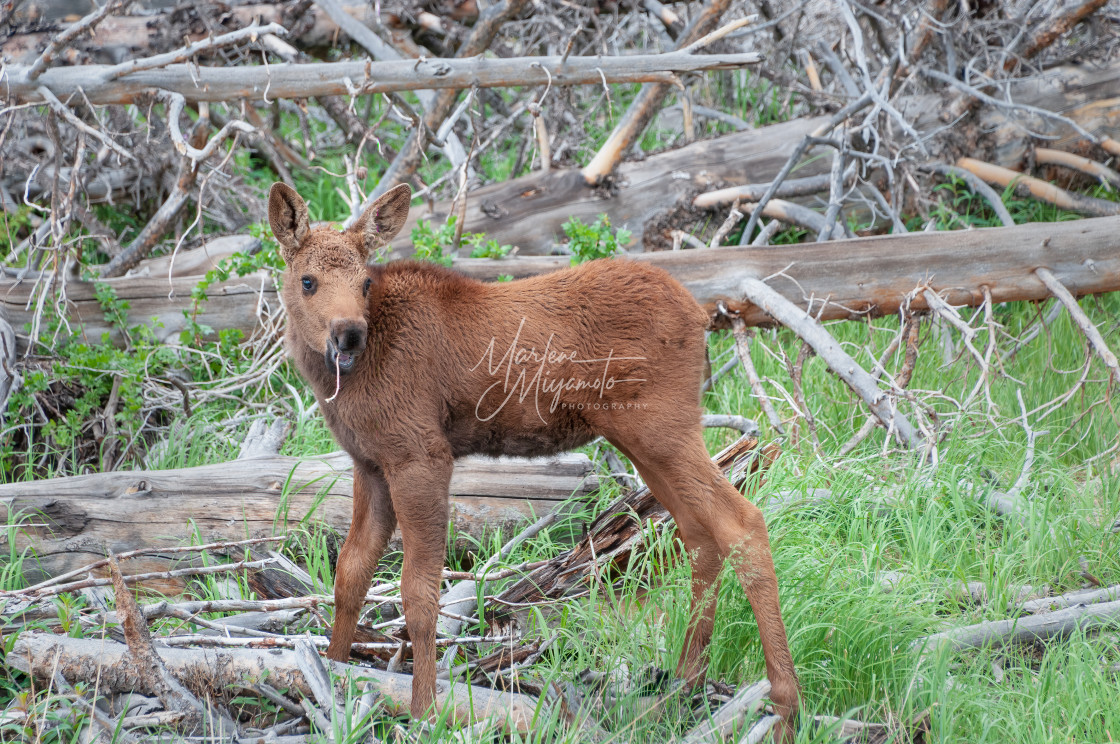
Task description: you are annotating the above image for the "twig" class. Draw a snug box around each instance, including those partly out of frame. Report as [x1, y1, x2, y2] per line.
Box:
[739, 90, 872, 243]
[736, 277, 929, 453]
[749, 219, 783, 246]
[701, 413, 760, 436]
[708, 201, 744, 248]
[728, 316, 786, 435]
[14, 535, 288, 596]
[741, 199, 844, 239]
[1035, 266, 1120, 386]
[817, 144, 848, 242]
[924, 69, 1103, 146]
[26, 0, 126, 80]
[34, 86, 135, 161]
[107, 23, 287, 79]
[17, 558, 276, 599]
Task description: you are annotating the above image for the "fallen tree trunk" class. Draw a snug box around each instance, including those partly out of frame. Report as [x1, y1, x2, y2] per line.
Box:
[394, 116, 830, 254]
[8, 633, 540, 733]
[919, 599, 1120, 655]
[459, 214, 1120, 328]
[0, 269, 279, 354]
[6, 214, 1120, 351]
[4, 51, 763, 106]
[0, 451, 597, 592]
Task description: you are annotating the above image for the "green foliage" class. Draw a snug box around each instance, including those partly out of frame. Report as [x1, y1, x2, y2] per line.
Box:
[464, 233, 513, 259]
[410, 218, 513, 265]
[563, 214, 631, 264]
[410, 217, 458, 266]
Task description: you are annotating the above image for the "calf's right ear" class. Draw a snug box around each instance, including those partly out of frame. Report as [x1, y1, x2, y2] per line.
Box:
[268, 183, 310, 263]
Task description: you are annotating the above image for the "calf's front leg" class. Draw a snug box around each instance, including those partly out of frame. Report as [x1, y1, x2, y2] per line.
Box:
[385, 456, 453, 719]
[326, 462, 396, 662]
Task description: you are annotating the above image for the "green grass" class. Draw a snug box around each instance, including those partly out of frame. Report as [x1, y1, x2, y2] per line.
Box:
[2, 283, 1118, 741]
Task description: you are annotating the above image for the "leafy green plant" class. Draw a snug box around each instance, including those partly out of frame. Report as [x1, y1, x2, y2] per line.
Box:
[463, 233, 513, 259]
[410, 218, 458, 267]
[563, 214, 631, 264]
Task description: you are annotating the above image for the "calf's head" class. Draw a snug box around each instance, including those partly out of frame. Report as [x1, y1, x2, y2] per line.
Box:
[268, 182, 412, 374]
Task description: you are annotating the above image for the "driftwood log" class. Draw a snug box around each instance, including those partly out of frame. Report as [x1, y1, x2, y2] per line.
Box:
[5, 213, 1120, 351]
[919, 599, 1120, 655]
[3, 51, 764, 106]
[7, 633, 540, 733]
[0, 452, 598, 592]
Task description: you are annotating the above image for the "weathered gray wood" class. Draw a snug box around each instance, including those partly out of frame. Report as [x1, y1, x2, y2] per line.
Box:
[0, 269, 278, 353]
[0, 451, 598, 591]
[393, 116, 828, 255]
[0, 4, 381, 63]
[4, 51, 762, 106]
[8, 633, 539, 732]
[1021, 583, 1120, 614]
[6, 214, 1120, 352]
[919, 599, 1120, 654]
[457, 214, 1120, 328]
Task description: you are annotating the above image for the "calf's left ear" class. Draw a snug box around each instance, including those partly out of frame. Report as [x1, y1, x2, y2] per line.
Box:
[350, 183, 412, 256]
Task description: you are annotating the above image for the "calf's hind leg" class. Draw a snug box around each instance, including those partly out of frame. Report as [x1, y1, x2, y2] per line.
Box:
[620, 435, 800, 736]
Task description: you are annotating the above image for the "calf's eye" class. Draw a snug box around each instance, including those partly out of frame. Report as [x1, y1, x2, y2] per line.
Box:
[363, 278, 372, 296]
[301, 276, 316, 294]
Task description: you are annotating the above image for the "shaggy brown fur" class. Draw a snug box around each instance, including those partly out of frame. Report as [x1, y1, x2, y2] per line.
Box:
[268, 183, 800, 739]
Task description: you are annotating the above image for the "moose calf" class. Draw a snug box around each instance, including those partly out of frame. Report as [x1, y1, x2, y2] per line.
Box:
[268, 182, 799, 738]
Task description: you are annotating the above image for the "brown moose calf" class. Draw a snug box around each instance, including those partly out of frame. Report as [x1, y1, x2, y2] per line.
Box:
[268, 182, 800, 739]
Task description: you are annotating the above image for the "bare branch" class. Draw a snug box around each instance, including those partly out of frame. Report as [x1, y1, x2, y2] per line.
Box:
[25, 0, 126, 80]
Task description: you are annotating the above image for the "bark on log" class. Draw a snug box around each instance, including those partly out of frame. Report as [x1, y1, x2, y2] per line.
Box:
[8, 633, 540, 732]
[6, 214, 1120, 350]
[4, 51, 763, 106]
[0, 451, 598, 592]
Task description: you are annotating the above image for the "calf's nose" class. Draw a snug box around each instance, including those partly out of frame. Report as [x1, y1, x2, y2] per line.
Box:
[330, 319, 367, 354]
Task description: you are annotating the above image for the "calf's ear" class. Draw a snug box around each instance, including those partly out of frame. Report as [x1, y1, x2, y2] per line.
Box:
[350, 183, 412, 257]
[268, 183, 310, 263]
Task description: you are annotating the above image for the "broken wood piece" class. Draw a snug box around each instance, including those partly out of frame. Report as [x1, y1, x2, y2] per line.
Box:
[0, 451, 598, 590]
[728, 317, 786, 435]
[955, 158, 1120, 218]
[1034, 148, 1120, 190]
[681, 679, 770, 744]
[580, 0, 733, 185]
[1021, 583, 1120, 614]
[8, 633, 540, 733]
[693, 173, 834, 209]
[5, 50, 764, 106]
[108, 553, 229, 734]
[918, 598, 1120, 655]
[741, 198, 847, 240]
